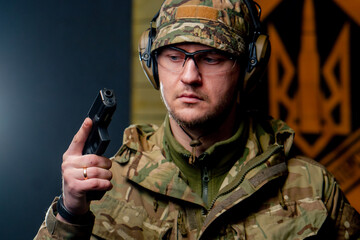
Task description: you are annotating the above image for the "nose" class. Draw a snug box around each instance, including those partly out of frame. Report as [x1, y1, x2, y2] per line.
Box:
[180, 58, 202, 85]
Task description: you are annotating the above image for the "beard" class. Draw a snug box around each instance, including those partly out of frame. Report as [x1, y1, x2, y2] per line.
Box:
[160, 84, 238, 132]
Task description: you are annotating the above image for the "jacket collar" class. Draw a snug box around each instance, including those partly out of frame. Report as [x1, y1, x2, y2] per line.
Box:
[113, 116, 294, 210]
[114, 122, 206, 207]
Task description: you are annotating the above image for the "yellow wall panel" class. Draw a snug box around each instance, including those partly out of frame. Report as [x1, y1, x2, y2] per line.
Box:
[131, 0, 166, 126]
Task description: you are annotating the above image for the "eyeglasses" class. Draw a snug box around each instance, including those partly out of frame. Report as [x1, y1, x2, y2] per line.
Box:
[155, 46, 238, 75]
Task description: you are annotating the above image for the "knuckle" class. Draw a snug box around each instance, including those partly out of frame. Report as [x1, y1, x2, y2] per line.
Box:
[61, 159, 70, 167]
[72, 133, 80, 144]
[63, 152, 77, 164]
[61, 157, 76, 173]
[62, 152, 69, 161]
[61, 161, 71, 175]
[61, 162, 66, 173]
[62, 168, 70, 179]
[66, 182, 79, 194]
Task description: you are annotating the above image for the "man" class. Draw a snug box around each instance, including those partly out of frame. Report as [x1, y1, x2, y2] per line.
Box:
[35, 0, 360, 239]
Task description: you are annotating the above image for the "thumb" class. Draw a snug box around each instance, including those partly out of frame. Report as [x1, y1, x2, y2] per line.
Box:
[66, 118, 93, 155]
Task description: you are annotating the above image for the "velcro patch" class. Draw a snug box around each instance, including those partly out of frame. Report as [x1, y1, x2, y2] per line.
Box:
[176, 5, 218, 21]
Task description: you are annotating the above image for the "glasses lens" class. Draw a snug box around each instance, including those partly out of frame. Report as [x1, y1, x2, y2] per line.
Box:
[157, 47, 237, 75]
[157, 48, 186, 72]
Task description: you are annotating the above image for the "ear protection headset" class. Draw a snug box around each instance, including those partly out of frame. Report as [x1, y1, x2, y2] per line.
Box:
[138, 0, 270, 91]
[138, 12, 160, 89]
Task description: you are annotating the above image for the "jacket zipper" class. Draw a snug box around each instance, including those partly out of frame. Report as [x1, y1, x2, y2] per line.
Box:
[202, 166, 210, 206]
[208, 144, 282, 211]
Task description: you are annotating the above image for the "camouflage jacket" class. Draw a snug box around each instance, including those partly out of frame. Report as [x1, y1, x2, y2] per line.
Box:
[35, 117, 360, 240]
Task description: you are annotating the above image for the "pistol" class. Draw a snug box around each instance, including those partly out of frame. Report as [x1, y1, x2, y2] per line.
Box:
[82, 88, 116, 200]
[82, 88, 116, 155]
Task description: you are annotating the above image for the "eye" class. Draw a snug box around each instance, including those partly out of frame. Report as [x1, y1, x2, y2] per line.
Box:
[160, 49, 185, 63]
[198, 52, 227, 65]
[168, 54, 183, 62]
[203, 56, 219, 64]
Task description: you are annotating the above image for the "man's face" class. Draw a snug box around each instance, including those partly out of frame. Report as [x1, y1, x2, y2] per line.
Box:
[157, 43, 242, 130]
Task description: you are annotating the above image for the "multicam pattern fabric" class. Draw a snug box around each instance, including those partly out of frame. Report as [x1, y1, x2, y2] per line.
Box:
[35, 116, 360, 239]
[151, 0, 251, 57]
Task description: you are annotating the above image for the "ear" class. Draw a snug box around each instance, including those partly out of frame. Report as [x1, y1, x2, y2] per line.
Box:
[244, 34, 271, 92]
[138, 28, 160, 90]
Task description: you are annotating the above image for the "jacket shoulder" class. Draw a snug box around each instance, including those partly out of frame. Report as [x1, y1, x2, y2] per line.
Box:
[285, 155, 335, 196]
[122, 123, 162, 148]
[112, 123, 164, 162]
[285, 156, 360, 237]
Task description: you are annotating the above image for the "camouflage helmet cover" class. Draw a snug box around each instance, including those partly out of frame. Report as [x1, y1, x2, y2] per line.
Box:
[151, 0, 252, 56]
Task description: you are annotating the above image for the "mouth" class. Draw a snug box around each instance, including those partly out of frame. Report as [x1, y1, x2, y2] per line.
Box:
[178, 92, 203, 104]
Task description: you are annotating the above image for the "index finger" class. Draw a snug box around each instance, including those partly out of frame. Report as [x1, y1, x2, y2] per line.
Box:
[66, 118, 93, 156]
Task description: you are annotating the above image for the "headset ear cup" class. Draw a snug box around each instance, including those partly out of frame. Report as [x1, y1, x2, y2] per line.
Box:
[244, 34, 271, 92]
[138, 28, 159, 90]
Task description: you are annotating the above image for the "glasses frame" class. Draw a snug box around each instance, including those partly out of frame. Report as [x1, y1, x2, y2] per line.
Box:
[155, 46, 237, 74]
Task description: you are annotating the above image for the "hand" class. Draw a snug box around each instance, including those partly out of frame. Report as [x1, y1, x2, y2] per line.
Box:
[57, 118, 113, 221]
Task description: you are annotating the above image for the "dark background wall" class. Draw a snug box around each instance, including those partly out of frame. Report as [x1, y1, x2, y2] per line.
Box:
[0, 1, 131, 238]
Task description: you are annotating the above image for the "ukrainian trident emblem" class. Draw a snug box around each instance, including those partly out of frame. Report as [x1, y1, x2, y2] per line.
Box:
[258, 0, 360, 206]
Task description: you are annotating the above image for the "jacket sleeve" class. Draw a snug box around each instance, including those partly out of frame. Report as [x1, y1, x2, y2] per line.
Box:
[34, 197, 95, 240]
[323, 171, 360, 239]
